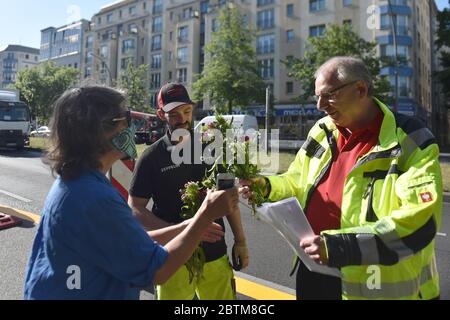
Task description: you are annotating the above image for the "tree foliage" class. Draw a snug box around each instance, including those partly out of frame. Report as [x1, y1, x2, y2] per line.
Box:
[14, 61, 79, 123]
[192, 6, 266, 114]
[283, 24, 392, 103]
[118, 62, 150, 112]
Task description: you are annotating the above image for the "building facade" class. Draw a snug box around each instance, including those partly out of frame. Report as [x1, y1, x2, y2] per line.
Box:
[40, 19, 90, 69]
[0, 45, 40, 89]
[82, 0, 442, 141]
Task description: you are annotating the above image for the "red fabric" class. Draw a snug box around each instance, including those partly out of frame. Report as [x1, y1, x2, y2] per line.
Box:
[306, 111, 384, 234]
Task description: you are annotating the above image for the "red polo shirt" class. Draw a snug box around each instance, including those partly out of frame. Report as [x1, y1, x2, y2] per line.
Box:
[306, 110, 384, 234]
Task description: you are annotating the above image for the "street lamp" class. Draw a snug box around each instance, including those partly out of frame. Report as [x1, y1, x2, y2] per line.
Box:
[89, 52, 113, 86]
[387, 0, 399, 112]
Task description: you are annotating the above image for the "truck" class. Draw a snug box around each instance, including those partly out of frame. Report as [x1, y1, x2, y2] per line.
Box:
[0, 89, 31, 150]
[130, 111, 164, 145]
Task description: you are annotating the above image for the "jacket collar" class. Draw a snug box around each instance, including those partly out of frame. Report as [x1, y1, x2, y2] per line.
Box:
[320, 97, 400, 154]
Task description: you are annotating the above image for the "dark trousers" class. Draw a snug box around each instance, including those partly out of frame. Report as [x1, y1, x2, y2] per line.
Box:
[296, 261, 342, 300]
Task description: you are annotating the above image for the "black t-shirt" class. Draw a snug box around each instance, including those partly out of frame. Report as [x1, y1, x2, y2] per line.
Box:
[129, 133, 227, 262]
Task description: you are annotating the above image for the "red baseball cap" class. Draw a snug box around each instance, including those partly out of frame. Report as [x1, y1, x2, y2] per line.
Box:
[158, 83, 194, 112]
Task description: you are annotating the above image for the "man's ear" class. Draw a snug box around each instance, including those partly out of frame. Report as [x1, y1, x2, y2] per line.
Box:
[157, 109, 166, 121]
[357, 81, 368, 98]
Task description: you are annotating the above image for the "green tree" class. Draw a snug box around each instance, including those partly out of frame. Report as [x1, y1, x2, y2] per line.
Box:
[193, 6, 266, 114]
[118, 62, 150, 112]
[14, 61, 79, 123]
[435, 8, 450, 103]
[283, 24, 392, 103]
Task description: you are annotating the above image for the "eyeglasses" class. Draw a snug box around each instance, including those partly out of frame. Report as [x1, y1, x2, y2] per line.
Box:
[111, 109, 131, 127]
[313, 80, 358, 103]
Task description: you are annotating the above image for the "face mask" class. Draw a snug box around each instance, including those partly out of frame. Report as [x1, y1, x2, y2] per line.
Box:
[111, 126, 137, 160]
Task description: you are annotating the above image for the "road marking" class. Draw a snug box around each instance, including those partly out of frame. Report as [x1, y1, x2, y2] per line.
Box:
[0, 204, 40, 224]
[0, 189, 32, 203]
[437, 233, 447, 237]
[235, 272, 295, 300]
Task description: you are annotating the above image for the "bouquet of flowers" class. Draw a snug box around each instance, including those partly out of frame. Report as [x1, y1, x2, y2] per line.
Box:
[180, 114, 265, 281]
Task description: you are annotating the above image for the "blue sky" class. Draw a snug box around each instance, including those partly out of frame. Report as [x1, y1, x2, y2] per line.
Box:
[0, 0, 449, 50]
[0, 0, 113, 49]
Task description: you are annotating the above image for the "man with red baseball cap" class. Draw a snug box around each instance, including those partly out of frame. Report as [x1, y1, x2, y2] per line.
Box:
[129, 83, 249, 300]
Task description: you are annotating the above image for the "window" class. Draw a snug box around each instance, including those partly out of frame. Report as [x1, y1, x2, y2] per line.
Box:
[85, 67, 92, 78]
[343, 0, 352, 6]
[257, 0, 274, 6]
[170, 31, 173, 41]
[287, 30, 294, 43]
[122, 39, 135, 54]
[177, 68, 187, 82]
[152, 16, 163, 33]
[151, 73, 161, 89]
[152, 35, 162, 50]
[257, 34, 275, 54]
[381, 14, 409, 35]
[168, 71, 172, 80]
[107, 13, 113, 23]
[200, 1, 209, 14]
[286, 82, 294, 94]
[310, 0, 325, 12]
[178, 26, 189, 42]
[153, 0, 163, 14]
[343, 19, 352, 26]
[143, 2, 147, 10]
[177, 47, 188, 63]
[257, 9, 275, 30]
[183, 8, 192, 19]
[151, 54, 162, 69]
[129, 6, 137, 16]
[287, 4, 294, 17]
[98, 17, 101, 25]
[212, 19, 219, 32]
[168, 51, 173, 61]
[86, 36, 94, 49]
[74, 63, 78, 69]
[121, 58, 133, 69]
[259, 59, 274, 79]
[309, 25, 326, 37]
[389, 75, 410, 97]
[100, 46, 108, 58]
[25, 54, 30, 59]
[380, 44, 410, 59]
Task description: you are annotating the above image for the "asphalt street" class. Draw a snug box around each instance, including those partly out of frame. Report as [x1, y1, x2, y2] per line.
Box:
[0, 148, 449, 300]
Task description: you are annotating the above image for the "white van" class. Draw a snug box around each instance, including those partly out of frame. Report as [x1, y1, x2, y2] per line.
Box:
[194, 114, 258, 133]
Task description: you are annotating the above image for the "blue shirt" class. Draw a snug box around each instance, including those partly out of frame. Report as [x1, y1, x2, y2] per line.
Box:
[24, 169, 168, 300]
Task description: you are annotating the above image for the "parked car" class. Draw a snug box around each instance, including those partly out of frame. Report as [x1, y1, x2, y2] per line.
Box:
[30, 126, 50, 138]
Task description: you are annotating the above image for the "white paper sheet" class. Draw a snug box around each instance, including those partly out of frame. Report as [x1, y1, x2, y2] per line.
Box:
[256, 197, 341, 278]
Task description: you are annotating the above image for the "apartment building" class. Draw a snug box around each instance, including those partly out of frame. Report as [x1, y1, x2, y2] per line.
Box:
[82, 0, 441, 140]
[85, 0, 155, 86]
[0, 45, 40, 89]
[40, 20, 90, 70]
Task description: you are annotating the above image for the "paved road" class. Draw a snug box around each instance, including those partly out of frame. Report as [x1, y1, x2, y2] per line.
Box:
[0, 148, 449, 299]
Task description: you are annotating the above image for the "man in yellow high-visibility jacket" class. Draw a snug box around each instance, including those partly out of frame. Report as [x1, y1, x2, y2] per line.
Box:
[241, 56, 442, 300]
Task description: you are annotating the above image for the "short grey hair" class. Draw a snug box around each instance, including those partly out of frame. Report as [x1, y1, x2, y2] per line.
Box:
[314, 56, 374, 96]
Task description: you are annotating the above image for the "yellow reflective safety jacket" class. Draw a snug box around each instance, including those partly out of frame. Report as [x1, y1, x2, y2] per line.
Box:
[267, 98, 442, 300]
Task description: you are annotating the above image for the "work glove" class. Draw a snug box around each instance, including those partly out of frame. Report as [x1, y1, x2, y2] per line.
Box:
[232, 240, 249, 271]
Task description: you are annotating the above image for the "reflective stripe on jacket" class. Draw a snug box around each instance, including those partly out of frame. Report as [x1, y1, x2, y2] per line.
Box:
[267, 98, 442, 300]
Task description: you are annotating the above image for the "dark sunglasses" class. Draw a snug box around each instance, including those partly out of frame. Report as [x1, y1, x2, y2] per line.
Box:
[111, 109, 131, 127]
